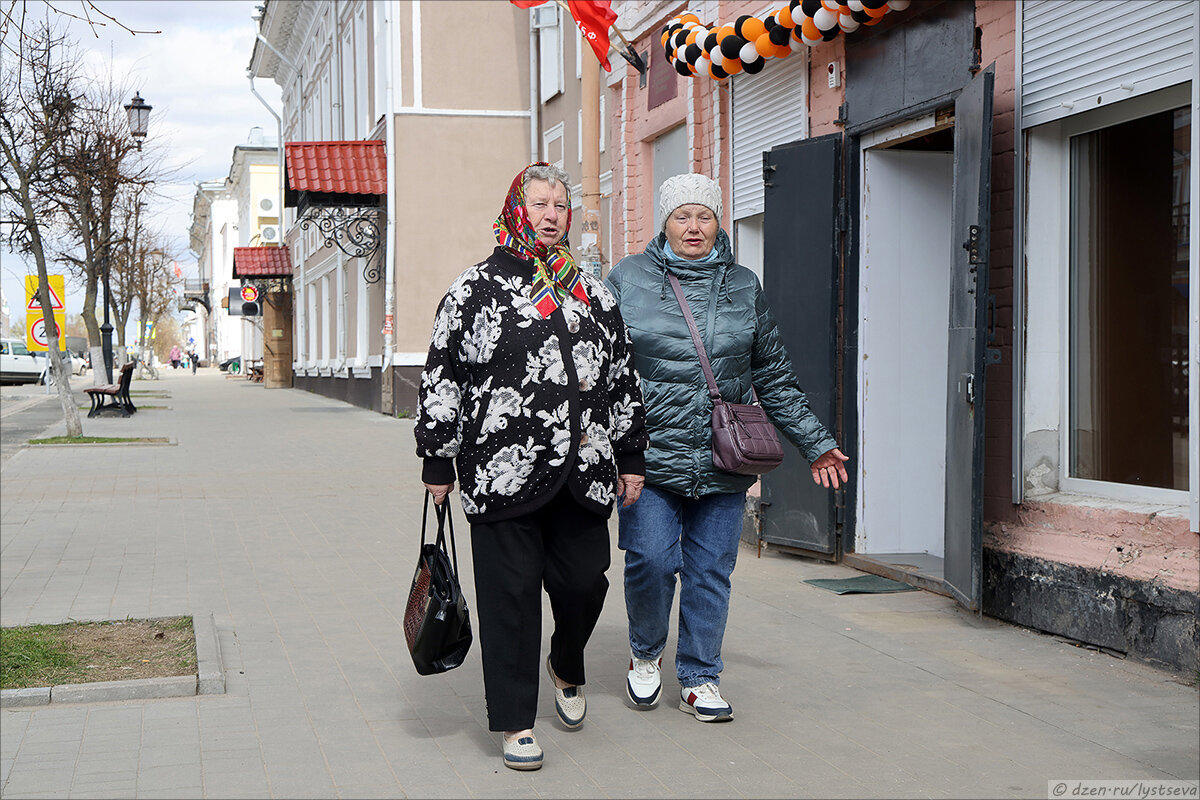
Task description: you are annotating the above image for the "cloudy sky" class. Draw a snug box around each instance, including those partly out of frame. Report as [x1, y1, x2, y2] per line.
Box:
[2, 0, 281, 334]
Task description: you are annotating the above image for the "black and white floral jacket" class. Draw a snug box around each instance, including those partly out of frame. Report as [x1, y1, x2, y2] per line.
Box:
[416, 247, 647, 523]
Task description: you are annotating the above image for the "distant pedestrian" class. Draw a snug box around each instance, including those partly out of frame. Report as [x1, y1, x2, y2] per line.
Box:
[189, 350, 198, 374]
[169, 344, 182, 370]
[415, 161, 647, 771]
[606, 173, 849, 723]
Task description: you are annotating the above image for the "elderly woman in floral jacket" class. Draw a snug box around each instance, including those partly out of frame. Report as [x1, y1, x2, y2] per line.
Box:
[416, 162, 647, 771]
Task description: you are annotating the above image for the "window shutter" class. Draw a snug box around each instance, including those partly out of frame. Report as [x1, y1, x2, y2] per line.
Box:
[731, 53, 808, 220]
[1021, 0, 1194, 129]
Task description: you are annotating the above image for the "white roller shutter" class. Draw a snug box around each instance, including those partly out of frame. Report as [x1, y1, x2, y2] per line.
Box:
[731, 51, 808, 220]
[1021, 0, 1195, 129]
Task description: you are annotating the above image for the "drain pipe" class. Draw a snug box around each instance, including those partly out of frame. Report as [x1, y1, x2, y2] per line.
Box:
[380, 2, 399, 415]
[529, 12, 539, 162]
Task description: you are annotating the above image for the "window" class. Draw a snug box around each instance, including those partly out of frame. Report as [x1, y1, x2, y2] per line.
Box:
[543, 121, 564, 169]
[1068, 105, 1190, 491]
[652, 125, 688, 230]
[537, 3, 563, 103]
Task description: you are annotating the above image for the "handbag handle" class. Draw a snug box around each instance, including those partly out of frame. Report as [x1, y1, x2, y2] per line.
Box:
[421, 491, 460, 576]
[665, 271, 758, 405]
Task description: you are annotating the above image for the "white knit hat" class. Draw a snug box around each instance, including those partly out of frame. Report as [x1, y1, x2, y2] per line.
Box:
[658, 173, 723, 226]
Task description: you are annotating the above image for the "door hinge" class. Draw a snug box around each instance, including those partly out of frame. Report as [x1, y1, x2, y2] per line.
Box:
[835, 101, 848, 127]
[762, 159, 776, 188]
[836, 197, 849, 233]
[835, 502, 845, 526]
[962, 373, 975, 405]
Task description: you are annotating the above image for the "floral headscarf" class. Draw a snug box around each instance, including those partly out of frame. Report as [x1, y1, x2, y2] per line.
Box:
[493, 162, 589, 318]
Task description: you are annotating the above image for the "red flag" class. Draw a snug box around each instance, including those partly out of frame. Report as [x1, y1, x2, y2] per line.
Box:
[510, 0, 546, 7]
[568, 0, 618, 71]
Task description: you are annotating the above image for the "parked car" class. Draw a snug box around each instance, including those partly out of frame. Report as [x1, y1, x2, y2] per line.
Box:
[31, 349, 81, 381]
[0, 338, 44, 385]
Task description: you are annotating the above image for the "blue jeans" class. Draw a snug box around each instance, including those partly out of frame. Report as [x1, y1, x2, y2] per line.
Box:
[618, 484, 746, 688]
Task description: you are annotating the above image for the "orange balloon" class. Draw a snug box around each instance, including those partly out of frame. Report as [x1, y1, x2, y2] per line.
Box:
[686, 29, 699, 45]
[778, 5, 794, 27]
[801, 17, 821, 40]
[774, 43, 792, 59]
[715, 25, 735, 42]
[679, 12, 700, 24]
[755, 32, 776, 58]
[741, 17, 767, 41]
[864, 4, 888, 17]
[722, 58, 743, 75]
[661, 30, 670, 48]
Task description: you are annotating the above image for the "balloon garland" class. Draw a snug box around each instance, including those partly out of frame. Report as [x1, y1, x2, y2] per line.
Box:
[660, 0, 910, 80]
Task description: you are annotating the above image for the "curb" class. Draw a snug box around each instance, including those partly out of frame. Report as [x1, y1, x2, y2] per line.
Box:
[0, 614, 225, 708]
[28, 439, 178, 448]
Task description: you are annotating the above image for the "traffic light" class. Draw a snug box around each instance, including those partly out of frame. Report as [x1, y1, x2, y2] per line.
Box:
[228, 286, 261, 316]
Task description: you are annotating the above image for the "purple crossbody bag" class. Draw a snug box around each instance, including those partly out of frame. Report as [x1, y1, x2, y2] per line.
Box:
[666, 272, 784, 476]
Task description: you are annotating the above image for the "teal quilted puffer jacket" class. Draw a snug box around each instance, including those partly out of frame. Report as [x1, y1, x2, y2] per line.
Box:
[605, 230, 839, 498]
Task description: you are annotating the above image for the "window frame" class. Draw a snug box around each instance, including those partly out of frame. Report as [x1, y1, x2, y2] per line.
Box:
[1048, 83, 1193, 507]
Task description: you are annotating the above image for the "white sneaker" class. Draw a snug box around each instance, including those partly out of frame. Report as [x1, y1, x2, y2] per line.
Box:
[546, 657, 586, 729]
[626, 654, 662, 708]
[679, 682, 733, 722]
[502, 732, 543, 770]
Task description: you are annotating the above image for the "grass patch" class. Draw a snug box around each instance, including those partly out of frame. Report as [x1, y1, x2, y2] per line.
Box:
[1, 617, 196, 690]
[29, 436, 169, 445]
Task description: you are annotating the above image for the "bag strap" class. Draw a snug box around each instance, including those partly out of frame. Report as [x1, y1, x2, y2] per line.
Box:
[422, 490, 460, 575]
[666, 272, 722, 401]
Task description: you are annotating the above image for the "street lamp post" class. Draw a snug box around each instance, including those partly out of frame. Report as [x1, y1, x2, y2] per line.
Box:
[100, 93, 152, 381]
[100, 251, 113, 383]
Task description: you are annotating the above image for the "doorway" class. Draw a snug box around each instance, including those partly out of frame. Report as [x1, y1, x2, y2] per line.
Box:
[851, 126, 954, 588]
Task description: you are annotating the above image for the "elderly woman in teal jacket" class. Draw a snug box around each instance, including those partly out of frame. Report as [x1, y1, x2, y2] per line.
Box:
[605, 173, 849, 723]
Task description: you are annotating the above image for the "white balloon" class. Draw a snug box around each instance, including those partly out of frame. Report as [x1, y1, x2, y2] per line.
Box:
[847, 0, 864, 11]
[813, 7, 837, 30]
[888, 0, 911, 9]
[740, 41, 759, 63]
[710, 48, 725, 67]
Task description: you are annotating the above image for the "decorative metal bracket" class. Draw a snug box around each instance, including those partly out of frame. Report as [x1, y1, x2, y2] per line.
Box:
[299, 206, 384, 283]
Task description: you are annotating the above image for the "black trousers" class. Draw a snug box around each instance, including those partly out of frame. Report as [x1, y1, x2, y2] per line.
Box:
[469, 488, 611, 732]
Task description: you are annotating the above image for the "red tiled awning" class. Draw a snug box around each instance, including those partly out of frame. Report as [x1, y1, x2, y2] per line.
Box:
[285, 140, 386, 196]
[233, 246, 292, 279]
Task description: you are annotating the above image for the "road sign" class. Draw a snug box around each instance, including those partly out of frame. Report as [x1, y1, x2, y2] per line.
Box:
[28, 316, 58, 349]
[241, 285, 259, 303]
[24, 275, 66, 352]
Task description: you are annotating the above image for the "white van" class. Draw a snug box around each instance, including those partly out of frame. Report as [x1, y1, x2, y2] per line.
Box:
[0, 338, 44, 385]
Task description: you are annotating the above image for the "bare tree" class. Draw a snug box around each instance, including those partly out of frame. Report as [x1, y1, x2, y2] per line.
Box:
[1, 1, 160, 59]
[0, 22, 82, 435]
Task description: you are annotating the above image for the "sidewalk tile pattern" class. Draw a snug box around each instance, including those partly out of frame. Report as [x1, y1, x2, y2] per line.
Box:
[1, 372, 1196, 798]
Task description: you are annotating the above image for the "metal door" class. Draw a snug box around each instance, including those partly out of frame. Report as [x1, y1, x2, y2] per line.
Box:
[759, 134, 842, 554]
[943, 64, 994, 609]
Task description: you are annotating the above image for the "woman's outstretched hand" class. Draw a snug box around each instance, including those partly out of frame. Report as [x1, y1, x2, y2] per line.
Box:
[810, 448, 850, 489]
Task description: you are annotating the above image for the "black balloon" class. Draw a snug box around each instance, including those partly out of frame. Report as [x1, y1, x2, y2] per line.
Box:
[769, 24, 791, 45]
[704, 31, 719, 52]
[674, 59, 692, 76]
[743, 57, 766, 74]
[861, 0, 888, 8]
[719, 35, 746, 58]
[711, 64, 729, 80]
[734, 15, 754, 36]
[685, 43, 702, 63]
[801, 0, 824, 16]
[820, 25, 840, 41]
[850, 8, 871, 23]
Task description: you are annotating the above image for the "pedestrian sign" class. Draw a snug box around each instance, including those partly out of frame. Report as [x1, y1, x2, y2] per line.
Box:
[24, 275, 66, 352]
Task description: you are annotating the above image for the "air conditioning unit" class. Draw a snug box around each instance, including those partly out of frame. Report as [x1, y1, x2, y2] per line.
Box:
[260, 225, 280, 244]
[257, 195, 277, 215]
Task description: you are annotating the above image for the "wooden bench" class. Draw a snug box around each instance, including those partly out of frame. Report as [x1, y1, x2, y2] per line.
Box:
[249, 363, 264, 383]
[84, 362, 137, 418]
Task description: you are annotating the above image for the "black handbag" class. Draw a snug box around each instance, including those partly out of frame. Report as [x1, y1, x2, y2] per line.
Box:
[403, 492, 472, 675]
[667, 271, 785, 476]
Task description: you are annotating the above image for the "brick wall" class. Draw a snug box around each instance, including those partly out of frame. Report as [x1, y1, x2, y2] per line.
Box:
[976, 0, 1018, 524]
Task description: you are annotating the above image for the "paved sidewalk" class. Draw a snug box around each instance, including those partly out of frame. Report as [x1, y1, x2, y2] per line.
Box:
[1, 369, 1197, 799]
